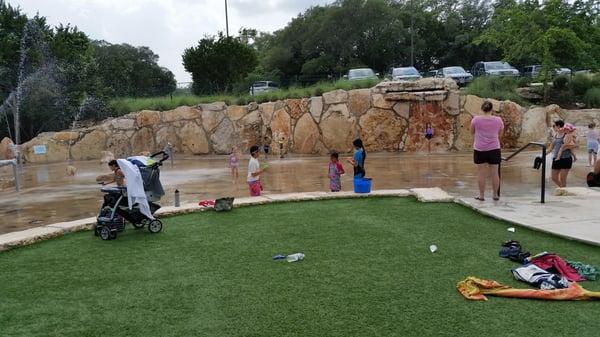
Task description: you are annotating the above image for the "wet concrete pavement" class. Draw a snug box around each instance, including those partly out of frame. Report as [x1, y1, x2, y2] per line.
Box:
[0, 151, 594, 234]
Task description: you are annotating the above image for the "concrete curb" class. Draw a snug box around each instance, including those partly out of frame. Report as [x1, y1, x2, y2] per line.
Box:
[0, 188, 453, 252]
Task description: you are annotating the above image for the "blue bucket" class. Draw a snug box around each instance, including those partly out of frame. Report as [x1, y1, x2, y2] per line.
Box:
[353, 177, 372, 193]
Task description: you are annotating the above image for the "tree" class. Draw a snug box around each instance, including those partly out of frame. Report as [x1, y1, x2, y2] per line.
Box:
[182, 33, 258, 95]
[93, 42, 176, 97]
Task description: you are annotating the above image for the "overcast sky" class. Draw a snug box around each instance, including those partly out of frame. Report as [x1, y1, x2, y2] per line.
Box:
[10, 0, 334, 83]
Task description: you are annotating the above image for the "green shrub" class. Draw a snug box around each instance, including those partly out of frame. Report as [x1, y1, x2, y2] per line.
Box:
[569, 73, 593, 97]
[553, 75, 569, 91]
[517, 77, 531, 88]
[465, 76, 528, 106]
[584, 87, 600, 108]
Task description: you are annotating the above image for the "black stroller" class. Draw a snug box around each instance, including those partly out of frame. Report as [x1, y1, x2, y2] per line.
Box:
[95, 151, 169, 240]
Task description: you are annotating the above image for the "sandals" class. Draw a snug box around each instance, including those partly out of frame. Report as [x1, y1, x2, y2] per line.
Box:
[474, 196, 485, 201]
[493, 197, 500, 201]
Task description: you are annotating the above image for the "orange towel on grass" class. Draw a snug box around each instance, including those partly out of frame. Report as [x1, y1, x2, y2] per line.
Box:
[457, 276, 600, 301]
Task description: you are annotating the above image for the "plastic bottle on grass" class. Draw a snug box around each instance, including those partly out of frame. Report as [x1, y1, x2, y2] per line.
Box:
[286, 253, 305, 262]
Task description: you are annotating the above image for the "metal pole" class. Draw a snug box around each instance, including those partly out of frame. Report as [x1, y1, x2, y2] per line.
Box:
[11, 160, 20, 192]
[541, 145, 546, 203]
[225, 0, 229, 37]
[410, 0, 414, 66]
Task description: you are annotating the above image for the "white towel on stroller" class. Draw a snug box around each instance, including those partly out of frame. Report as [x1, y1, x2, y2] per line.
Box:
[117, 159, 154, 220]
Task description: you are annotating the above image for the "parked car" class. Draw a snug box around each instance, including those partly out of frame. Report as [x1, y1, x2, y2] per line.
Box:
[523, 65, 572, 78]
[345, 68, 379, 81]
[424, 70, 439, 78]
[249, 81, 279, 96]
[436, 66, 473, 85]
[471, 61, 520, 77]
[390, 66, 422, 81]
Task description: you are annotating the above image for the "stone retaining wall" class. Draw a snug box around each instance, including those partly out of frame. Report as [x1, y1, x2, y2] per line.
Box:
[1, 78, 595, 163]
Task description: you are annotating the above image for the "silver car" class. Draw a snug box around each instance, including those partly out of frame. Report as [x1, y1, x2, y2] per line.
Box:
[249, 81, 279, 96]
[391, 67, 422, 81]
[472, 61, 520, 77]
[346, 68, 379, 81]
[437, 66, 473, 85]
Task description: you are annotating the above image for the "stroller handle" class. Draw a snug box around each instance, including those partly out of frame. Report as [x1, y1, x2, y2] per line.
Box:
[150, 151, 170, 165]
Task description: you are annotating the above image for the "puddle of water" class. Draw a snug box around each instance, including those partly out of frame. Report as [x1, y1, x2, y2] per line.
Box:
[0, 151, 589, 234]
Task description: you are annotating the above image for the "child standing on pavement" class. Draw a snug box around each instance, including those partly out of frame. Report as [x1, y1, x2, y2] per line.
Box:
[229, 147, 240, 182]
[247, 145, 266, 196]
[328, 152, 345, 192]
[586, 123, 599, 167]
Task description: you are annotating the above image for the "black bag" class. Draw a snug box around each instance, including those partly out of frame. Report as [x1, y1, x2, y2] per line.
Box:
[587, 172, 600, 187]
[533, 156, 543, 170]
[214, 197, 234, 212]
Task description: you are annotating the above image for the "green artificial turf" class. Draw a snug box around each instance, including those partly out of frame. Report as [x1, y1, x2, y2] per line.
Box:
[1, 197, 599, 337]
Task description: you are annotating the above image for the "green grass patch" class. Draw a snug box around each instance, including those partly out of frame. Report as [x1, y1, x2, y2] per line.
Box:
[1, 198, 599, 336]
[109, 78, 380, 116]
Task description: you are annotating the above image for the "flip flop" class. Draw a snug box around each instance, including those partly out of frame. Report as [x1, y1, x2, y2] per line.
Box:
[474, 196, 485, 201]
[493, 197, 500, 201]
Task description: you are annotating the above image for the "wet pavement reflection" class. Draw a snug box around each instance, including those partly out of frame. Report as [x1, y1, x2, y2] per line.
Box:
[0, 151, 593, 234]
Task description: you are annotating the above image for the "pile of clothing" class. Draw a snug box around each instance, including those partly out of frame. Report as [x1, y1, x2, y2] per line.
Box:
[457, 240, 599, 301]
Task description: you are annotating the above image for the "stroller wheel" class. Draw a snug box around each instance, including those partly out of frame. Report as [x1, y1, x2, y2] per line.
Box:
[99, 227, 111, 240]
[148, 219, 163, 234]
[110, 231, 117, 240]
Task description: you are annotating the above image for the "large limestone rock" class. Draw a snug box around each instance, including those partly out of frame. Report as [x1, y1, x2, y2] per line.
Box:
[0, 137, 14, 159]
[320, 113, 356, 153]
[372, 78, 459, 94]
[270, 108, 292, 144]
[71, 130, 108, 161]
[359, 108, 407, 151]
[348, 89, 371, 117]
[162, 106, 201, 122]
[518, 107, 548, 146]
[53, 131, 80, 143]
[293, 113, 320, 154]
[136, 110, 161, 127]
[199, 101, 226, 112]
[323, 89, 348, 105]
[180, 122, 209, 154]
[100, 151, 114, 164]
[106, 133, 133, 158]
[371, 93, 395, 109]
[226, 105, 249, 121]
[211, 119, 236, 154]
[21, 133, 70, 163]
[444, 91, 461, 116]
[393, 102, 410, 120]
[202, 109, 225, 132]
[110, 118, 135, 130]
[286, 98, 309, 120]
[259, 102, 276, 126]
[546, 104, 566, 125]
[309, 96, 324, 122]
[497, 101, 523, 148]
[156, 126, 182, 153]
[404, 102, 454, 152]
[463, 95, 485, 116]
[453, 113, 474, 151]
[131, 127, 156, 154]
[238, 111, 262, 152]
[323, 104, 351, 119]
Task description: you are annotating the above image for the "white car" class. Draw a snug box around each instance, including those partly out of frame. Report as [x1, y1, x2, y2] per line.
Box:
[249, 81, 279, 96]
[346, 68, 379, 81]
